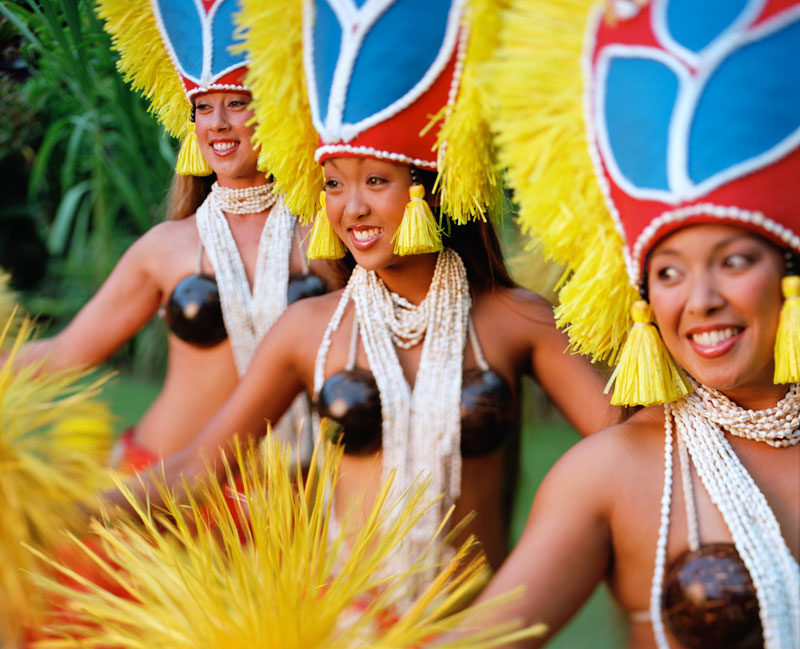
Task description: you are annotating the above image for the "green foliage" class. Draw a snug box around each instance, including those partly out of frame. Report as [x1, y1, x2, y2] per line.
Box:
[1, 0, 174, 374]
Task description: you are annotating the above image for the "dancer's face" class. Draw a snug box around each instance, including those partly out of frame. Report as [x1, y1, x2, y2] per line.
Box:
[647, 224, 784, 395]
[194, 91, 264, 188]
[322, 158, 421, 270]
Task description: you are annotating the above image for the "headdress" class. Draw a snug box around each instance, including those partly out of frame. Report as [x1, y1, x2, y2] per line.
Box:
[238, 0, 501, 257]
[96, 0, 251, 176]
[491, 0, 800, 405]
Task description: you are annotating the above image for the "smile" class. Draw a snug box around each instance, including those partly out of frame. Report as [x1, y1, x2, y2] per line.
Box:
[349, 226, 383, 250]
[687, 326, 744, 358]
[211, 141, 238, 155]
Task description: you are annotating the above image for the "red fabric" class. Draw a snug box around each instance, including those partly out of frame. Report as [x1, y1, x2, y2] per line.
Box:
[588, 1, 800, 276]
[316, 30, 462, 169]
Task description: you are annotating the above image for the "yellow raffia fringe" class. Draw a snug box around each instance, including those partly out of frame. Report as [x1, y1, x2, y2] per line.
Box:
[176, 130, 213, 176]
[0, 315, 114, 647]
[307, 192, 346, 260]
[95, 0, 191, 140]
[0, 271, 20, 345]
[34, 436, 545, 648]
[774, 275, 800, 383]
[428, 0, 502, 225]
[605, 301, 691, 406]
[237, 0, 322, 221]
[393, 184, 444, 256]
[488, 0, 636, 365]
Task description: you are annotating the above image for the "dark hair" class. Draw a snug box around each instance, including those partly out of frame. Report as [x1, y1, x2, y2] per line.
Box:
[328, 166, 516, 294]
[165, 173, 215, 221]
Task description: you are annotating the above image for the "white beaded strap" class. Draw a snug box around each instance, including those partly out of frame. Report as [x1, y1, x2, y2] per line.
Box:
[195, 240, 204, 274]
[467, 317, 489, 372]
[295, 227, 310, 275]
[677, 434, 700, 552]
[313, 283, 354, 397]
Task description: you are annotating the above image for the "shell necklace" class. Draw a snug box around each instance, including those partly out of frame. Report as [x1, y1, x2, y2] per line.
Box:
[650, 381, 800, 649]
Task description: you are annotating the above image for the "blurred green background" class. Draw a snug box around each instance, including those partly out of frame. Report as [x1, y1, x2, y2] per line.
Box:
[2, 0, 625, 645]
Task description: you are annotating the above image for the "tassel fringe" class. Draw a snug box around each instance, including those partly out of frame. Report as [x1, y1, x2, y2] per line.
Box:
[307, 192, 345, 260]
[176, 131, 213, 176]
[237, 0, 321, 221]
[32, 437, 546, 648]
[392, 185, 443, 256]
[774, 275, 800, 383]
[605, 301, 691, 406]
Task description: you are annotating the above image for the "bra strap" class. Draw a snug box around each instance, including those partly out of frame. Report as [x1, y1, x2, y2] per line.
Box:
[678, 431, 701, 552]
[196, 238, 205, 274]
[467, 318, 489, 372]
[294, 225, 310, 275]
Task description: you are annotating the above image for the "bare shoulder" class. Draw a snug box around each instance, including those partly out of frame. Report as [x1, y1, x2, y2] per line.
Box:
[545, 407, 667, 496]
[271, 288, 345, 342]
[476, 286, 555, 328]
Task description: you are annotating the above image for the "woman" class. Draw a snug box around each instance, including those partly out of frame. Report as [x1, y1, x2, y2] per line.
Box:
[16, 0, 332, 470]
[463, 1, 800, 647]
[107, 0, 619, 599]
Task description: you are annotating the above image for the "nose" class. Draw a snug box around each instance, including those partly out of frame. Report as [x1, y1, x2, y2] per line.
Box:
[685, 270, 726, 317]
[208, 104, 230, 131]
[342, 186, 369, 221]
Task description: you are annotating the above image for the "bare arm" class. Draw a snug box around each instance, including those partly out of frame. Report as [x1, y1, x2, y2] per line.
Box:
[15, 226, 168, 371]
[526, 297, 621, 435]
[464, 434, 615, 647]
[102, 298, 311, 509]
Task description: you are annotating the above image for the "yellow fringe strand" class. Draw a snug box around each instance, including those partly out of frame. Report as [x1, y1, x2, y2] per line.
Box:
[95, 0, 191, 140]
[429, 0, 502, 225]
[33, 436, 545, 649]
[605, 301, 691, 406]
[0, 271, 20, 345]
[488, 0, 637, 365]
[393, 184, 443, 256]
[0, 315, 114, 647]
[307, 192, 346, 260]
[774, 275, 800, 383]
[176, 130, 213, 176]
[237, 0, 321, 221]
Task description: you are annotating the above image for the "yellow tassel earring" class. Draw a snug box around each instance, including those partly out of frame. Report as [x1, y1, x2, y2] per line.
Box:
[605, 300, 691, 406]
[307, 191, 345, 260]
[774, 274, 800, 383]
[176, 106, 212, 176]
[392, 168, 442, 256]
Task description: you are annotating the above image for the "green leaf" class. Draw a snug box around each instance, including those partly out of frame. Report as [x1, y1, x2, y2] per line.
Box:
[48, 180, 91, 255]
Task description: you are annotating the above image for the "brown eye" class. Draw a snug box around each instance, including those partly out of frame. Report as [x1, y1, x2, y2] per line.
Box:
[656, 266, 681, 281]
[723, 253, 751, 269]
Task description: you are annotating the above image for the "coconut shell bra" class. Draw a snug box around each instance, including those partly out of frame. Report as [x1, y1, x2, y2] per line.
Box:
[316, 318, 517, 457]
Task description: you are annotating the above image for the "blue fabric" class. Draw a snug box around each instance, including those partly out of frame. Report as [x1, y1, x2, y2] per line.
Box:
[604, 57, 677, 191]
[689, 15, 800, 183]
[666, 0, 749, 53]
[156, 0, 204, 79]
[313, 0, 342, 121]
[311, 0, 453, 125]
[211, 0, 247, 76]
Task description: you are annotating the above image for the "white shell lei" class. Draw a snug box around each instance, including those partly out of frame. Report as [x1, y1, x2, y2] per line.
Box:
[196, 185, 311, 455]
[313, 249, 471, 601]
[650, 381, 800, 649]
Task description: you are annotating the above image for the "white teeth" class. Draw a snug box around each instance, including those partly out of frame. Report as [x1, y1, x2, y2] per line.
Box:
[212, 141, 236, 151]
[353, 228, 381, 241]
[691, 327, 741, 347]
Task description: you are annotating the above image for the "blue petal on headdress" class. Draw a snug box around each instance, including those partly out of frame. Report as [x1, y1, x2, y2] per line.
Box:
[665, 0, 750, 54]
[689, 16, 800, 184]
[211, 0, 248, 77]
[312, 0, 453, 127]
[604, 57, 677, 192]
[156, 0, 204, 80]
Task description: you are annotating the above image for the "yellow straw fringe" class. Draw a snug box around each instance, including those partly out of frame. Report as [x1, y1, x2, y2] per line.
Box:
[0, 271, 20, 345]
[307, 192, 346, 260]
[95, 0, 191, 140]
[605, 301, 691, 406]
[430, 0, 502, 225]
[34, 437, 545, 648]
[774, 275, 800, 383]
[176, 130, 213, 176]
[488, 0, 636, 365]
[238, 0, 321, 221]
[0, 315, 114, 647]
[393, 185, 443, 256]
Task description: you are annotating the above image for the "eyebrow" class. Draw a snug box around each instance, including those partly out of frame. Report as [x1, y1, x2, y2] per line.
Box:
[651, 234, 756, 259]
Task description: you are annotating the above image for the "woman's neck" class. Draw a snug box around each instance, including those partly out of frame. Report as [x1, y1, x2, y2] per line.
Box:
[374, 252, 439, 305]
[715, 382, 789, 411]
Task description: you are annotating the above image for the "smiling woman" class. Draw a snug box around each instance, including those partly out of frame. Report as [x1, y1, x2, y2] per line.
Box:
[99, 0, 620, 611]
[461, 1, 800, 648]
